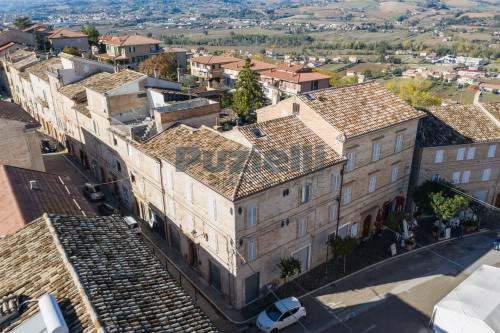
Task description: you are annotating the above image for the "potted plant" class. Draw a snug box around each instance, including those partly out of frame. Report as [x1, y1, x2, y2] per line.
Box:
[405, 238, 416, 250]
[431, 225, 439, 238]
[464, 219, 478, 232]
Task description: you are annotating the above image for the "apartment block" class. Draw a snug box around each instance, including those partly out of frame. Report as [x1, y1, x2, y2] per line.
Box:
[413, 101, 500, 207]
[189, 55, 240, 81]
[258, 81, 425, 237]
[96, 34, 163, 69]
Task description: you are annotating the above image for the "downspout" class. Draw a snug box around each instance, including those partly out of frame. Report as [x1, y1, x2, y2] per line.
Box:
[335, 166, 345, 235]
[158, 158, 171, 247]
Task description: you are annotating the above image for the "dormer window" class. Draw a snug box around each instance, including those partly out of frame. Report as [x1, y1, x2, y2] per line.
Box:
[250, 128, 265, 138]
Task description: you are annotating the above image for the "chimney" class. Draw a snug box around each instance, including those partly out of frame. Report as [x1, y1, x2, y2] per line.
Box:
[30, 180, 37, 190]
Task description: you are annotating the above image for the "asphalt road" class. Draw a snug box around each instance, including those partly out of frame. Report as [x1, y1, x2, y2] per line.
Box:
[270, 231, 500, 333]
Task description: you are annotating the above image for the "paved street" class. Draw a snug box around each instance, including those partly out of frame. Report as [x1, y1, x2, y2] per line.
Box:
[270, 231, 500, 333]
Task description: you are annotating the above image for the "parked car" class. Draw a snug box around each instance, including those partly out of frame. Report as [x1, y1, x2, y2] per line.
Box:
[83, 183, 105, 202]
[256, 297, 306, 333]
[97, 202, 121, 216]
[41, 139, 57, 153]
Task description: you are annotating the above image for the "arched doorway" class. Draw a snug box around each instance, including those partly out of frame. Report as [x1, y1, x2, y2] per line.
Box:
[362, 215, 372, 238]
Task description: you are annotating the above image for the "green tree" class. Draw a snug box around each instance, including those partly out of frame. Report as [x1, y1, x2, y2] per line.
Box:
[330, 235, 359, 273]
[33, 30, 51, 52]
[385, 77, 441, 107]
[278, 257, 301, 293]
[412, 180, 456, 215]
[81, 24, 100, 46]
[13, 16, 32, 30]
[232, 58, 265, 123]
[431, 192, 469, 237]
[138, 53, 177, 81]
[62, 46, 82, 57]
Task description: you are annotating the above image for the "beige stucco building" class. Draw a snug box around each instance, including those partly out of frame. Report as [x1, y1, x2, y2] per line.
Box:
[413, 100, 500, 207]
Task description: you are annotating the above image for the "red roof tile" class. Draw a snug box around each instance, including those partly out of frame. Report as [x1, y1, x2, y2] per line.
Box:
[189, 55, 240, 65]
[47, 28, 87, 39]
[0, 165, 95, 236]
[0, 101, 40, 128]
[260, 69, 331, 83]
[99, 34, 162, 46]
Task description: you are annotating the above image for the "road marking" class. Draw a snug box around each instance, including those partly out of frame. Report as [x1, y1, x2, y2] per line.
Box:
[362, 324, 376, 333]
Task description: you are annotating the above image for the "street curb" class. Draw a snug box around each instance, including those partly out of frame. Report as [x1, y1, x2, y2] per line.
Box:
[298, 229, 492, 300]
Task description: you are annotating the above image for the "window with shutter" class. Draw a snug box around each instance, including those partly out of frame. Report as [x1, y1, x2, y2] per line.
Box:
[462, 171, 470, 183]
[209, 232, 217, 251]
[127, 144, 132, 157]
[372, 143, 381, 162]
[344, 187, 351, 204]
[466, 147, 475, 160]
[156, 195, 162, 210]
[338, 223, 349, 238]
[166, 169, 173, 189]
[395, 135, 403, 153]
[350, 223, 359, 237]
[347, 152, 355, 172]
[482, 169, 491, 181]
[247, 206, 257, 227]
[452, 172, 460, 184]
[391, 167, 398, 182]
[300, 184, 313, 204]
[248, 241, 257, 262]
[169, 200, 175, 217]
[487, 145, 496, 158]
[332, 173, 340, 191]
[208, 198, 216, 219]
[154, 164, 160, 181]
[298, 218, 307, 237]
[187, 215, 194, 232]
[369, 176, 376, 193]
[330, 205, 337, 222]
[435, 150, 444, 163]
[135, 151, 140, 168]
[456, 148, 465, 161]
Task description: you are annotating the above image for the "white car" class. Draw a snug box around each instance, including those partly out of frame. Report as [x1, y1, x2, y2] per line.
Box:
[256, 297, 306, 333]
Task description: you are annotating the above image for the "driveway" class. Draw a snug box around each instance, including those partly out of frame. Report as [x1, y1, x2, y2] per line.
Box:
[249, 231, 499, 333]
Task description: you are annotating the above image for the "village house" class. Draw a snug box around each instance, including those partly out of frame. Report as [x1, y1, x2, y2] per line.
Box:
[139, 115, 346, 309]
[257, 81, 425, 238]
[0, 101, 44, 172]
[95, 34, 163, 69]
[479, 83, 500, 93]
[348, 55, 358, 63]
[189, 55, 240, 81]
[0, 165, 94, 236]
[46, 28, 89, 55]
[163, 47, 189, 70]
[412, 98, 500, 207]
[222, 58, 276, 89]
[0, 25, 34, 48]
[259, 63, 331, 101]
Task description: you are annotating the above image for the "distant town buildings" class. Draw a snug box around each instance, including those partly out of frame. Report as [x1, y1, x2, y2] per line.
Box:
[95, 34, 163, 69]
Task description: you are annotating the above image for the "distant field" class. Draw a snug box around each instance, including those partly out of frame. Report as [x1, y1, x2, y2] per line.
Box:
[338, 62, 387, 75]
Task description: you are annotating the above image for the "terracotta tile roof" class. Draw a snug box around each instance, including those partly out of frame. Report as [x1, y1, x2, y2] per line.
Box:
[99, 34, 162, 46]
[298, 81, 425, 139]
[58, 72, 111, 99]
[9, 54, 38, 70]
[96, 52, 129, 60]
[276, 63, 309, 73]
[260, 69, 331, 83]
[83, 69, 146, 94]
[235, 116, 345, 198]
[0, 165, 95, 236]
[142, 116, 344, 200]
[25, 57, 61, 82]
[417, 103, 500, 147]
[0, 217, 96, 332]
[0, 101, 39, 127]
[47, 28, 87, 39]
[72, 101, 91, 117]
[222, 59, 276, 71]
[189, 55, 240, 65]
[479, 83, 500, 90]
[22, 24, 51, 34]
[0, 215, 218, 332]
[482, 102, 500, 122]
[0, 41, 14, 52]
